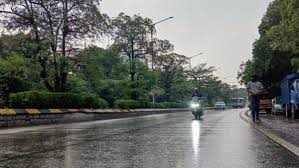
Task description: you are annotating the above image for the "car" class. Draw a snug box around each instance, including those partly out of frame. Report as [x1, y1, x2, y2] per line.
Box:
[214, 101, 226, 110]
[272, 97, 284, 115]
[230, 97, 246, 108]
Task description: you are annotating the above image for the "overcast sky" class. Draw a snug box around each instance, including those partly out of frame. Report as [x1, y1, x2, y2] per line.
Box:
[100, 0, 272, 86]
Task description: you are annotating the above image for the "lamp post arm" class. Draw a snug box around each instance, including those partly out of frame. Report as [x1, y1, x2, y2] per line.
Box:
[152, 17, 174, 26]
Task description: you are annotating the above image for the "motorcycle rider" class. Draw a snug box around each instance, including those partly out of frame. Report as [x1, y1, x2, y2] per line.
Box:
[192, 89, 203, 99]
[191, 89, 204, 119]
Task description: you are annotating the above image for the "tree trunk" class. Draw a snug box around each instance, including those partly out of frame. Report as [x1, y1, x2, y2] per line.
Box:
[57, 0, 69, 92]
[26, 1, 53, 91]
[33, 24, 53, 92]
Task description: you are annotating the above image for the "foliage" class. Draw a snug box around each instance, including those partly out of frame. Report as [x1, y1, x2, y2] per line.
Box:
[155, 53, 188, 101]
[0, 10, 242, 108]
[76, 46, 120, 79]
[0, 33, 38, 59]
[238, 0, 294, 96]
[187, 63, 215, 81]
[0, 56, 41, 105]
[114, 99, 186, 109]
[93, 79, 130, 106]
[111, 13, 153, 83]
[0, 0, 108, 91]
[10, 91, 107, 109]
[66, 74, 88, 93]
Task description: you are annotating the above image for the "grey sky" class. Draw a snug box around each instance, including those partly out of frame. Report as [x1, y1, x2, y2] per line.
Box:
[100, 0, 272, 86]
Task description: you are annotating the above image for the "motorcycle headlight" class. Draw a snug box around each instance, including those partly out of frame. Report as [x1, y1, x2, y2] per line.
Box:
[191, 103, 200, 108]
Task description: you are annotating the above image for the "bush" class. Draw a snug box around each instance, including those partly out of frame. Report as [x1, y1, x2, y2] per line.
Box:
[93, 79, 130, 107]
[81, 94, 108, 109]
[10, 91, 108, 109]
[160, 102, 187, 108]
[114, 100, 148, 109]
[114, 99, 186, 109]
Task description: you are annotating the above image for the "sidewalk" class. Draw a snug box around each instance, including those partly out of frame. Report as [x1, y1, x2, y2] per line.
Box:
[246, 111, 299, 148]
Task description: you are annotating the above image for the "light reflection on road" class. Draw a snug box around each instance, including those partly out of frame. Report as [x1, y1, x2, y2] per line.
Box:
[191, 120, 201, 157]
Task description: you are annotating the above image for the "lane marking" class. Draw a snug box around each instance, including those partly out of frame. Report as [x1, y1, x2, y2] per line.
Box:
[240, 110, 299, 157]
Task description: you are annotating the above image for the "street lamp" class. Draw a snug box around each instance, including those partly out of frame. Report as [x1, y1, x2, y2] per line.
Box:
[151, 16, 174, 69]
[187, 53, 204, 70]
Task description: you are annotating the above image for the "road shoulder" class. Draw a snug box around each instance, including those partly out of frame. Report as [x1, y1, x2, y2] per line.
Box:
[240, 110, 299, 157]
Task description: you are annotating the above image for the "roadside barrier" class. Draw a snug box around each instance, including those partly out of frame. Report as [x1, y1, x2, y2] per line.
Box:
[0, 108, 221, 128]
[0, 108, 191, 116]
[0, 107, 219, 116]
[0, 108, 192, 128]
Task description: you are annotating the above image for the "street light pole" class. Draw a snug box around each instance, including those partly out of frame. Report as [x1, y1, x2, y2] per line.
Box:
[151, 16, 174, 69]
[187, 53, 204, 70]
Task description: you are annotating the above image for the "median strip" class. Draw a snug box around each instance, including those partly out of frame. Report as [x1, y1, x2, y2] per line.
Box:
[240, 110, 299, 157]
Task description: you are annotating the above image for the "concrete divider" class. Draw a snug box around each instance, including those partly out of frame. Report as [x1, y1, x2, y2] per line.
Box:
[0, 108, 191, 128]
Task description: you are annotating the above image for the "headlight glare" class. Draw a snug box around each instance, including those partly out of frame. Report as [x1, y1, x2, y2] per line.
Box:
[191, 103, 200, 108]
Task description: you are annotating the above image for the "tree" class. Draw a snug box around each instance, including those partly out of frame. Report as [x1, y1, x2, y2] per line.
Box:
[155, 53, 188, 101]
[0, 33, 39, 59]
[0, 56, 40, 105]
[238, 0, 293, 96]
[238, 60, 254, 85]
[73, 46, 121, 94]
[187, 63, 215, 81]
[0, 0, 108, 91]
[266, 0, 299, 71]
[111, 13, 153, 82]
[258, 0, 283, 36]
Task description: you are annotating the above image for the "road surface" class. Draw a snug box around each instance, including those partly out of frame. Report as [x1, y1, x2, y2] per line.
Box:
[0, 109, 299, 168]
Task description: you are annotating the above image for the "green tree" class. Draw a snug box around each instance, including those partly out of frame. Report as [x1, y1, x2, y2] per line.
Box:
[155, 53, 188, 101]
[111, 13, 153, 82]
[0, 0, 108, 91]
[0, 56, 40, 106]
[0, 33, 39, 59]
[238, 0, 293, 96]
[267, 0, 299, 57]
[187, 63, 215, 81]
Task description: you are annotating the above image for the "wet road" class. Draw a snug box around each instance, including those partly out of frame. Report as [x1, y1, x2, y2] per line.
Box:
[0, 109, 299, 168]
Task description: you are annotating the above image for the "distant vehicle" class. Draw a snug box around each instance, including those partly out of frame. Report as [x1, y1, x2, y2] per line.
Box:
[272, 97, 283, 115]
[230, 97, 246, 108]
[214, 101, 226, 110]
[281, 74, 299, 118]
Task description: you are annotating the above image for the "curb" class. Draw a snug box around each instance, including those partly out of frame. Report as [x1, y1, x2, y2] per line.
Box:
[240, 110, 299, 157]
[0, 108, 191, 116]
[0, 108, 192, 128]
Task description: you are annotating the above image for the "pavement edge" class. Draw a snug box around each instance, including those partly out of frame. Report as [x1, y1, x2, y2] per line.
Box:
[240, 110, 299, 157]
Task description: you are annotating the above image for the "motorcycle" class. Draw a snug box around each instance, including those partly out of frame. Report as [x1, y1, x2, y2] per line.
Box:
[191, 97, 204, 119]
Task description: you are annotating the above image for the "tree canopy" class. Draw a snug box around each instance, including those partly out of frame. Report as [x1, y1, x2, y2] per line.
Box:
[238, 0, 295, 96]
[0, 6, 243, 107]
